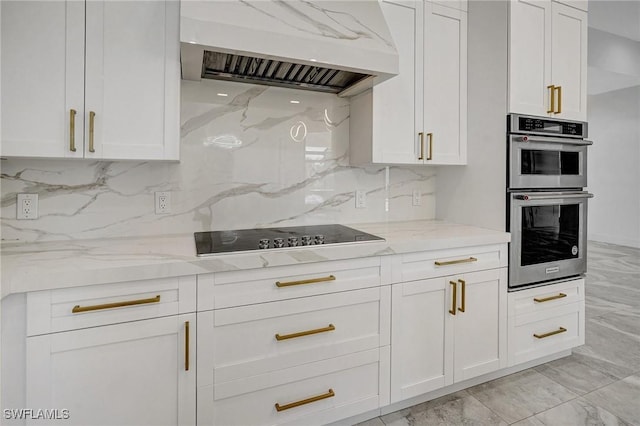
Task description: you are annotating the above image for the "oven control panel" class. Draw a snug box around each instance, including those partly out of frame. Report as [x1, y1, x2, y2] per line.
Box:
[508, 114, 587, 138]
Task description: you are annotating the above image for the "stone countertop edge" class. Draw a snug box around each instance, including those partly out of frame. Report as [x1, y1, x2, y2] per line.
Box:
[0, 220, 510, 299]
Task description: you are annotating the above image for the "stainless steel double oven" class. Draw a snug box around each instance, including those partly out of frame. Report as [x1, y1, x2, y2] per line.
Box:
[507, 114, 593, 290]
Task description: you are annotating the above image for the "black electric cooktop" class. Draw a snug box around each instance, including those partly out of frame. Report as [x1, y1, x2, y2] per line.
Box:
[194, 224, 384, 256]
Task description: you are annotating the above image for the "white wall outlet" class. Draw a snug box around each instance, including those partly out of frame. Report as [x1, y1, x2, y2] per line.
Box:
[17, 193, 38, 220]
[155, 191, 171, 214]
[355, 190, 367, 209]
[412, 190, 422, 206]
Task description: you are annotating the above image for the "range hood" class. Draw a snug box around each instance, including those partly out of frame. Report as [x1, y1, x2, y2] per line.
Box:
[180, 0, 399, 97]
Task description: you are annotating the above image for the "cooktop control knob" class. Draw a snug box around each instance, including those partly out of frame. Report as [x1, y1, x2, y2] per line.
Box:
[314, 234, 325, 245]
[288, 236, 298, 247]
[273, 238, 285, 248]
[301, 235, 312, 246]
[258, 239, 270, 249]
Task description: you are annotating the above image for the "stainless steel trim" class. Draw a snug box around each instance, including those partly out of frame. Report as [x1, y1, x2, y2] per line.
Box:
[514, 135, 593, 146]
[514, 192, 594, 201]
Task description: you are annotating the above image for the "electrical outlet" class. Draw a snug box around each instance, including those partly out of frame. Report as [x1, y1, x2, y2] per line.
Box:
[412, 190, 422, 206]
[17, 193, 38, 220]
[355, 190, 367, 209]
[155, 191, 171, 214]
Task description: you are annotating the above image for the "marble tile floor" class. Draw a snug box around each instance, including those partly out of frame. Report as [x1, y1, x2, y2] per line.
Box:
[355, 241, 640, 426]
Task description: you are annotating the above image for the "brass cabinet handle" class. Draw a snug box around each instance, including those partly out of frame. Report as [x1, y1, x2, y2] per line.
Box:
[435, 257, 477, 266]
[534, 293, 567, 303]
[275, 324, 335, 341]
[275, 275, 336, 288]
[185, 321, 190, 371]
[275, 389, 335, 412]
[71, 295, 161, 313]
[458, 279, 466, 313]
[89, 111, 96, 153]
[418, 132, 425, 160]
[547, 85, 556, 113]
[555, 86, 562, 114]
[69, 109, 77, 152]
[427, 132, 433, 160]
[534, 327, 567, 339]
[449, 280, 457, 315]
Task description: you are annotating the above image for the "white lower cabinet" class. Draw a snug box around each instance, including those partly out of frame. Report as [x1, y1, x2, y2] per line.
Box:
[26, 314, 196, 426]
[390, 267, 507, 403]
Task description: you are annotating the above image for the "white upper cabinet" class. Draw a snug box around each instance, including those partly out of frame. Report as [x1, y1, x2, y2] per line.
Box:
[350, 0, 467, 166]
[1, 1, 180, 160]
[508, 0, 587, 121]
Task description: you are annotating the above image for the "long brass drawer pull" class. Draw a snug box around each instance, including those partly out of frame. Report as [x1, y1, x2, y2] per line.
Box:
[427, 132, 433, 160]
[418, 132, 425, 160]
[547, 85, 556, 113]
[534, 293, 567, 303]
[89, 111, 96, 153]
[185, 321, 190, 371]
[458, 279, 466, 313]
[534, 327, 567, 339]
[275, 324, 335, 341]
[275, 275, 336, 288]
[275, 389, 335, 412]
[555, 86, 562, 114]
[69, 109, 77, 152]
[449, 281, 457, 315]
[72, 295, 161, 313]
[435, 257, 477, 267]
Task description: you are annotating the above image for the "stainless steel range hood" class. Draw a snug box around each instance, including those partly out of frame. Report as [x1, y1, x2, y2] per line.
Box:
[180, 0, 399, 97]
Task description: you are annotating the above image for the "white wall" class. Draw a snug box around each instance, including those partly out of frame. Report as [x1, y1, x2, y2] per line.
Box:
[436, 0, 508, 231]
[587, 86, 640, 248]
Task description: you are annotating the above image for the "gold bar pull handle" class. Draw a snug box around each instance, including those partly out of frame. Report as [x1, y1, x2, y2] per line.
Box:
[89, 111, 96, 153]
[72, 295, 161, 313]
[547, 85, 556, 113]
[275, 324, 335, 341]
[534, 327, 567, 339]
[185, 321, 190, 371]
[435, 257, 477, 267]
[534, 293, 567, 303]
[418, 132, 425, 160]
[458, 279, 466, 313]
[555, 86, 562, 114]
[427, 132, 433, 160]
[69, 109, 77, 152]
[449, 281, 457, 315]
[275, 389, 335, 412]
[275, 275, 336, 288]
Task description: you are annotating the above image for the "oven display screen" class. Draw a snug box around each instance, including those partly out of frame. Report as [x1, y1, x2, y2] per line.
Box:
[521, 204, 580, 266]
[518, 117, 582, 135]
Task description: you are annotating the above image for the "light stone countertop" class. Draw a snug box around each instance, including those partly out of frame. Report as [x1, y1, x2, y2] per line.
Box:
[0, 220, 509, 299]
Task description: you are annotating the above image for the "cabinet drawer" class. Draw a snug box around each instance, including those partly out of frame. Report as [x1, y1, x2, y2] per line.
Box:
[508, 302, 585, 366]
[199, 287, 390, 385]
[198, 349, 381, 426]
[198, 257, 388, 310]
[399, 244, 507, 282]
[27, 276, 196, 336]
[508, 278, 585, 317]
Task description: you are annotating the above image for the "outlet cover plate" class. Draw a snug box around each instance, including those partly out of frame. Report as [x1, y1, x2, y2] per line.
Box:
[17, 193, 39, 220]
[355, 190, 366, 209]
[412, 190, 422, 206]
[155, 191, 171, 214]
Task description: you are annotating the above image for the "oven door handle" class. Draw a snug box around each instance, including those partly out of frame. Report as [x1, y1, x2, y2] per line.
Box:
[513, 135, 593, 146]
[514, 192, 594, 201]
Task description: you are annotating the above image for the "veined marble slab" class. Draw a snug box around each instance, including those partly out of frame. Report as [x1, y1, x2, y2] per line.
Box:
[0, 220, 509, 299]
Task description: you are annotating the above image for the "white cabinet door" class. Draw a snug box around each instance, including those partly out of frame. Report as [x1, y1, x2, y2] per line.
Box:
[26, 314, 196, 426]
[452, 268, 507, 382]
[423, 3, 467, 165]
[550, 1, 587, 121]
[508, 0, 552, 117]
[85, 0, 180, 160]
[0, 1, 84, 158]
[390, 278, 453, 403]
[373, 0, 423, 164]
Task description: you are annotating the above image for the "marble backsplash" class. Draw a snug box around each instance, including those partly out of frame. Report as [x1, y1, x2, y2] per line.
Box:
[0, 80, 435, 242]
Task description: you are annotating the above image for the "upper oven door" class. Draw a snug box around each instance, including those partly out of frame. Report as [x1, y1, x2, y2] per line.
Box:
[509, 191, 593, 288]
[509, 135, 592, 190]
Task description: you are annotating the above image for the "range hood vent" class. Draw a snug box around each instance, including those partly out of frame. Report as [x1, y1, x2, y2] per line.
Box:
[181, 1, 399, 97]
[201, 51, 368, 94]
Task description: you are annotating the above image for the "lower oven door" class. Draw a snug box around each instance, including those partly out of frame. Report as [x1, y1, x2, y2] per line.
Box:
[509, 191, 594, 289]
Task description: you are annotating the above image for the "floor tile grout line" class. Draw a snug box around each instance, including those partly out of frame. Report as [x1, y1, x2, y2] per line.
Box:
[465, 392, 512, 425]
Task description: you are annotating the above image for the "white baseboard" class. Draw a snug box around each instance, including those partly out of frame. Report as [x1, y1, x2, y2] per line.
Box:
[589, 234, 640, 249]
